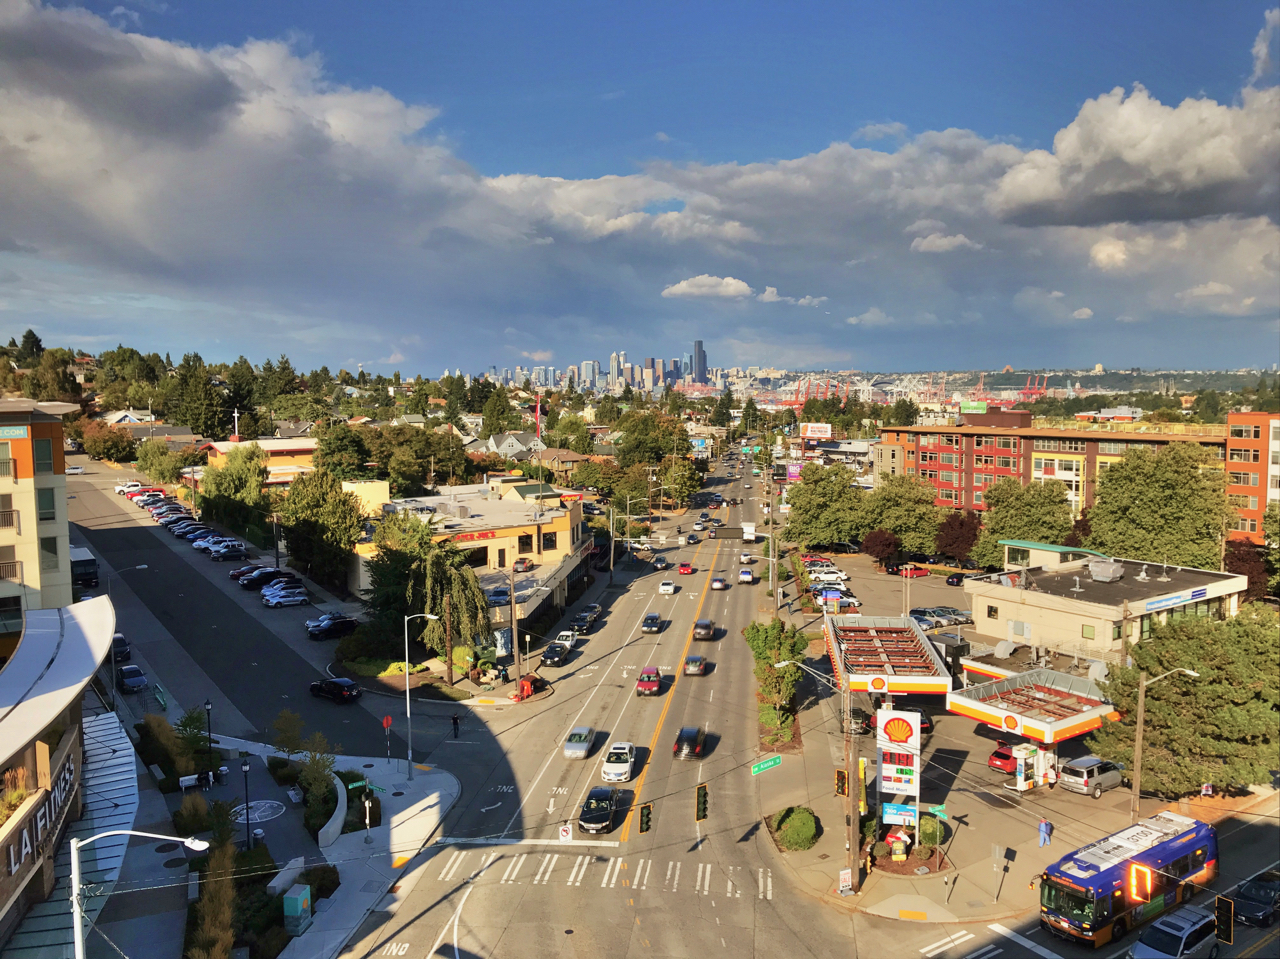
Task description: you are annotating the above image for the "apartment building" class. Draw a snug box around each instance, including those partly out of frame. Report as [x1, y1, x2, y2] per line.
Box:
[875, 409, 1227, 518]
[1225, 410, 1280, 543]
[0, 400, 77, 652]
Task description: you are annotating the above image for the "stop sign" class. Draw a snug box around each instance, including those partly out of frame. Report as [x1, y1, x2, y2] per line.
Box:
[382, 715, 392, 729]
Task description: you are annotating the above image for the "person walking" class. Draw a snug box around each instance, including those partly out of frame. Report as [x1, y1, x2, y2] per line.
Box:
[451, 713, 460, 738]
[1038, 817, 1053, 848]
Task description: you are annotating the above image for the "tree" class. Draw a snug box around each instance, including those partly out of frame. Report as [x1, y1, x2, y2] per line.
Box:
[81, 421, 136, 462]
[14, 329, 43, 366]
[1086, 443, 1235, 571]
[137, 438, 185, 483]
[970, 478, 1073, 568]
[272, 708, 305, 759]
[595, 394, 621, 425]
[856, 475, 941, 553]
[616, 412, 691, 467]
[782, 463, 863, 547]
[888, 398, 920, 427]
[1265, 500, 1280, 597]
[861, 529, 900, 567]
[620, 383, 634, 404]
[442, 396, 464, 432]
[279, 469, 364, 589]
[571, 459, 622, 498]
[1085, 604, 1279, 798]
[21, 350, 78, 401]
[664, 458, 701, 507]
[742, 620, 809, 720]
[708, 387, 734, 427]
[199, 442, 268, 529]
[314, 422, 372, 480]
[480, 388, 509, 439]
[934, 509, 981, 562]
[1224, 540, 1268, 602]
[741, 396, 761, 432]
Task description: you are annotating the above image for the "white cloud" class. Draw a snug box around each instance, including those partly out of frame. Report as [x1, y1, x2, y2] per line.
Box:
[756, 286, 827, 306]
[1177, 281, 1234, 298]
[1090, 238, 1130, 270]
[904, 218, 948, 235]
[757, 286, 784, 302]
[1049, 290, 1065, 298]
[796, 294, 828, 306]
[1071, 307, 1093, 319]
[854, 121, 907, 141]
[661, 274, 753, 299]
[910, 232, 982, 252]
[520, 349, 554, 361]
[655, 131, 671, 143]
[1250, 8, 1279, 86]
[381, 348, 406, 363]
[847, 307, 893, 326]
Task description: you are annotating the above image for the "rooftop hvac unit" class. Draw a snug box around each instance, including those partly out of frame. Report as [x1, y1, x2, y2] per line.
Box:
[1088, 558, 1125, 583]
[454, 504, 470, 519]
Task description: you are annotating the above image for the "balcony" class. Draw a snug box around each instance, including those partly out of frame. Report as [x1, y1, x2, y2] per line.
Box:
[0, 460, 11, 480]
[0, 560, 22, 582]
[0, 510, 16, 533]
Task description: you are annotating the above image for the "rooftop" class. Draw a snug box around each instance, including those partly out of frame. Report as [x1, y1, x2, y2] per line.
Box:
[823, 615, 951, 695]
[966, 557, 1245, 609]
[203, 437, 318, 454]
[390, 481, 576, 538]
[945, 667, 1117, 743]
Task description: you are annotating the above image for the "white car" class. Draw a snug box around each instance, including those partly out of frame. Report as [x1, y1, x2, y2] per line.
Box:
[658, 580, 676, 595]
[600, 742, 635, 783]
[263, 591, 310, 608]
[65, 465, 86, 475]
[692, 522, 705, 531]
[738, 568, 754, 584]
[114, 481, 142, 495]
[740, 552, 753, 564]
[555, 629, 579, 650]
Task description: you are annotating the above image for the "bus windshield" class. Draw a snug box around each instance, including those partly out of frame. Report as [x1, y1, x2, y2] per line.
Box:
[1040, 878, 1093, 924]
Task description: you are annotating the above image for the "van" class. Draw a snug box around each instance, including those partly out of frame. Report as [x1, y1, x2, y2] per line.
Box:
[1057, 755, 1125, 799]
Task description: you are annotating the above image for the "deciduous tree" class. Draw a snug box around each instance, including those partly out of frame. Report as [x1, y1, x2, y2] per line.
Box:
[81, 420, 136, 462]
[279, 469, 364, 589]
[934, 509, 981, 562]
[1224, 540, 1268, 601]
[782, 463, 863, 547]
[860, 529, 900, 567]
[970, 477, 1072, 568]
[314, 422, 372, 480]
[856, 475, 940, 553]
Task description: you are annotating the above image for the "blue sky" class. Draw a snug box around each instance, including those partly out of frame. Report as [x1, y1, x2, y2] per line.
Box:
[0, 1, 1277, 374]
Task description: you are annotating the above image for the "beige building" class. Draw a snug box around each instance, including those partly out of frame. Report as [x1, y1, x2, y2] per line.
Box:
[342, 479, 392, 517]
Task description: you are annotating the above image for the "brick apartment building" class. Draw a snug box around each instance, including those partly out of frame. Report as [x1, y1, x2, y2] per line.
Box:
[1224, 410, 1280, 544]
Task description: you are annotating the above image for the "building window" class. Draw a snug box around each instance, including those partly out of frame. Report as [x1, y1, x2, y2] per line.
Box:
[1229, 448, 1260, 462]
[518, 533, 533, 554]
[37, 487, 56, 521]
[1081, 624, 1095, 640]
[940, 453, 956, 465]
[1236, 517, 1258, 533]
[1228, 471, 1259, 487]
[1034, 439, 1058, 451]
[1230, 424, 1261, 439]
[973, 491, 983, 505]
[1228, 495, 1259, 511]
[541, 531, 557, 551]
[40, 536, 58, 571]
[1007, 546, 1031, 567]
[939, 489, 956, 502]
[996, 456, 1015, 470]
[1062, 439, 1086, 453]
[34, 438, 54, 474]
[940, 471, 956, 484]
[987, 605, 998, 620]
[996, 437, 1017, 450]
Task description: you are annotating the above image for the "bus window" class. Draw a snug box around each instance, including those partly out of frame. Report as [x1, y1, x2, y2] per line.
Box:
[1040, 879, 1094, 923]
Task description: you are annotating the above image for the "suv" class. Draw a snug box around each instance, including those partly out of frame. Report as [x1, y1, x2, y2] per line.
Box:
[1129, 905, 1217, 958]
[692, 619, 715, 640]
[1057, 755, 1125, 799]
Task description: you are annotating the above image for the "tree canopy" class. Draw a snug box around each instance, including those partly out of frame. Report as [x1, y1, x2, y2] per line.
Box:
[314, 422, 372, 480]
[970, 477, 1073, 567]
[616, 412, 691, 467]
[782, 463, 863, 547]
[279, 469, 364, 589]
[856, 475, 940, 553]
[199, 442, 269, 529]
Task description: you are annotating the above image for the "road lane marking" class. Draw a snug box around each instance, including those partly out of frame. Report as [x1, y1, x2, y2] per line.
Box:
[920, 931, 974, 956]
[663, 861, 673, 891]
[642, 858, 651, 889]
[437, 850, 462, 881]
[499, 853, 526, 884]
[532, 853, 557, 884]
[440, 851, 466, 882]
[987, 924, 1061, 959]
[962, 947, 1002, 959]
[468, 851, 499, 882]
[427, 885, 473, 959]
[672, 861, 681, 892]
[611, 858, 625, 888]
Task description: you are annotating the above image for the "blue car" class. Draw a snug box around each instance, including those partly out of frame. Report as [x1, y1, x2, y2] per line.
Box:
[185, 529, 218, 541]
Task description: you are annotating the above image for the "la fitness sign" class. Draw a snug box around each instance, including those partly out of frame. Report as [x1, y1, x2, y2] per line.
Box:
[6, 755, 77, 876]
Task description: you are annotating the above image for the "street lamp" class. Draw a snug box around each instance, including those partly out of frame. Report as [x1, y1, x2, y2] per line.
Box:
[1130, 667, 1200, 823]
[71, 830, 208, 959]
[106, 564, 148, 711]
[241, 758, 252, 849]
[402, 612, 440, 781]
[203, 699, 213, 769]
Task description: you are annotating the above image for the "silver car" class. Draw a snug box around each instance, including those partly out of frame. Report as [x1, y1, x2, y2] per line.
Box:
[1058, 755, 1125, 799]
[563, 726, 594, 760]
[1128, 905, 1217, 959]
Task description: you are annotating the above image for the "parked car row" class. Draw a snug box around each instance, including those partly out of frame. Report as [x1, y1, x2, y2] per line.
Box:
[909, 605, 973, 628]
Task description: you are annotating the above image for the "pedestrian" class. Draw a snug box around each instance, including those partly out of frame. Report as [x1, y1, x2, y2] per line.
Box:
[1038, 817, 1053, 848]
[451, 713, 460, 738]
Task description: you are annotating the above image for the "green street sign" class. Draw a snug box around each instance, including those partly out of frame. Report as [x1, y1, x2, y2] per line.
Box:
[929, 804, 948, 820]
[751, 755, 782, 776]
[368, 784, 387, 793]
[346, 780, 367, 789]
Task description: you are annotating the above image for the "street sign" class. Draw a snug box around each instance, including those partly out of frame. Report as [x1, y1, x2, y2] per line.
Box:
[367, 783, 386, 793]
[559, 824, 572, 843]
[929, 804, 948, 820]
[346, 780, 367, 790]
[383, 715, 393, 729]
[751, 755, 782, 776]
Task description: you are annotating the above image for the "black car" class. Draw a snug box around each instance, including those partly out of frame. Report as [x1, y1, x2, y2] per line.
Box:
[211, 545, 251, 562]
[229, 564, 268, 580]
[116, 665, 148, 694]
[111, 632, 131, 663]
[672, 725, 706, 760]
[1230, 869, 1280, 927]
[946, 572, 967, 586]
[641, 612, 663, 634]
[307, 614, 359, 640]
[310, 677, 362, 702]
[578, 786, 620, 834]
[692, 619, 715, 640]
[906, 552, 930, 564]
[240, 568, 296, 590]
[540, 642, 571, 667]
[884, 562, 902, 575]
[570, 612, 594, 633]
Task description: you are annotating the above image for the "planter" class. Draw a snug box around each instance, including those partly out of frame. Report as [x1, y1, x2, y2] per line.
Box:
[317, 772, 347, 849]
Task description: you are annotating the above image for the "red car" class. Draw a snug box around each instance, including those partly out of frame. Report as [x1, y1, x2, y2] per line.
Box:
[988, 740, 1016, 773]
[800, 554, 829, 563]
[678, 563, 694, 575]
[635, 667, 661, 696]
[899, 564, 930, 578]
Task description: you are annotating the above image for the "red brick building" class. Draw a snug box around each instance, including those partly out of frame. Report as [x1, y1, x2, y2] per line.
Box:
[1225, 410, 1279, 544]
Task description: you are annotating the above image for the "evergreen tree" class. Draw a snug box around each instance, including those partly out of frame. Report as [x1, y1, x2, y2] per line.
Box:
[14, 329, 43, 366]
[480, 388, 509, 439]
[442, 396, 464, 432]
[595, 394, 621, 425]
[708, 388, 734, 427]
[273, 354, 300, 397]
[970, 478, 1073, 567]
[741, 396, 761, 432]
[225, 356, 258, 416]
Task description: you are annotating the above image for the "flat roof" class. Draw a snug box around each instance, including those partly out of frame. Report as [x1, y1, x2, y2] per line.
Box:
[0, 597, 115, 768]
[965, 558, 1245, 609]
[392, 487, 573, 537]
[945, 668, 1117, 744]
[1000, 540, 1107, 556]
[823, 615, 951, 695]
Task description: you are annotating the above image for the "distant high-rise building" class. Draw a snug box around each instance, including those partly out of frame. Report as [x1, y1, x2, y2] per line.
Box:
[644, 357, 655, 371]
[609, 351, 620, 385]
[693, 341, 707, 384]
[618, 351, 628, 373]
[533, 366, 546, 386]
[623, 363, 634, 385]
[655, 359, 665, 379]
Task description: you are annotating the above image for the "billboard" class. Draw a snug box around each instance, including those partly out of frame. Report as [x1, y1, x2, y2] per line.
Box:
[960, 401, 988, 414]
[786, 463, 803, 481]
[799, 422, 833, 439]
[876, 708, 922, 798]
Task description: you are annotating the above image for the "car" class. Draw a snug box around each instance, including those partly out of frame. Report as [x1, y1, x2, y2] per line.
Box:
[264, 591, 309, 608]
[1228, 869, 1280, 927]
[742, 483, 751, 489]
[707, 529, 717, 539]
[909, 608, 948, 628]
[554, 629, 580, 650]
[658, 580, 676, 595]
[810, 569, 849, 585]
[884, 562, 902, 576]
[911, 615, 937, 631]
[487, 588, 511, 607]
[310, 677, 362, 702]
[563, 726, 594, 760]
[125, 487, 164, 501]
[900, 564, 930, 578]
[583, 604, 603, 622]
[307, 614, 358, 640]
[710, 577, 727, 591]
[259, 577, 303, 595]
[678, 563, 693, 575]
[738, 568, 754, 584]
[1129, 904, 1217, 959]
[512, 558, 535, 572]
[641, 612, 663, 634]
[115, 481, 143, 495]
[211, 545, 251, 562]
[65, 464, 86, 475]
[946, 572, 968, 586]
[698, 512, 710, 520]
[601, 743, 636, 783]
[672, 726, 706, 760]
[194, 536, 237, 552]
[692, 522, 705, 531]
[652, 556, 670, 571]
[578, 786, 620, 833]
[740, 552, 753, 564]
[116, 665, 148, 694]
[229, 564, 267, 580]
[692, 619, 715, 640]
[685, 533, 699, 544]
[570, 612, 594, 633]
[240, 568, 292, 589]
[683, 655, 707, 676]
[1057, 755, 1124, 799]
[988, 740, 1016, 773]
[186, 529, 223, 542]
[933, 605, 972, 623]
[540, 642, 571, 667]
[906, 552, 930, 564]
[635, 667, 661, 695]
[111, 632, 131, 663]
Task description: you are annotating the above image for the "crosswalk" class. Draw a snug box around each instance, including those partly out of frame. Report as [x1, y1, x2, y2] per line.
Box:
[431, 848, 772, 900]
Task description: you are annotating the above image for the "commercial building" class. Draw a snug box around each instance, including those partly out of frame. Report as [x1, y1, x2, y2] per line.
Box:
[0, 400, 79, 654]
[198, 437, 318, 486]
[962, 541, 1248, 664]
[1225, 410, 1279, 543]
[692, 341, 707, 385]
[875, 408, 1227, 517]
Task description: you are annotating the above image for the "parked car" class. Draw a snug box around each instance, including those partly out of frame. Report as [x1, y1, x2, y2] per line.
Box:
[810, 569, 848, 585]
[240, 568, 290, 590]
[899, 564, 930, 578]
[988, 741, 1016, 773]
[683, 655, 707, 676]
[229, 564, 268, 580]
[600, 743, 635, 783]
[1228, 868, 1280, 927]
[512, 558, 535, 572]
[692, 619, 715, 640]
[211, 545, 251, 563]
[540, 642, 571, 667]
[1057, 755, 1125, 799]
[115, 665, 148, 694]
[710, 577, 727, 591]
[946, 572, 968, 586]
[307, 614, 358, 640]
[563, 726, 594, 760]
[672, 726, 706, 760]
[194, 536, 237, 552]
[909, 608, 949, 628]
[577, 786, 620, 833]
[486, 588, 511, 607]
[111, 632, 131, 663]
[933, 605, 972, 623]
[263, 590, 309, 608]
[115, 481, 142, 495]
[641, 613, 663, 634]
[1129, 904, 1217, 959]
[554, 629, 580, 650]
[678, 563, 693, 575]
[635, 667, 661, 695]
[570, 612, 594, 633]
[310, 677, 361, 703]
[652, 556, 670, 571]
[583, 604, 602, 622]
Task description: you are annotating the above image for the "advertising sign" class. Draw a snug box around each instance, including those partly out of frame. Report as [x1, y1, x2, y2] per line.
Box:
[882, 802, 917, 825]
[798, 422, 833, 439]
[786, 463, 803, 481]
[959, 401, 988, 414]
[876, 709, 922, 798]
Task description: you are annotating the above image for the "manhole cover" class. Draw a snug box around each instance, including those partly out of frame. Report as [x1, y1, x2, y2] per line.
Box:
[914, 866, 931, 875]
[363, 763, 375, 769]
[816, 853, 829, 860]
[155, 843, 180, 854]
[163, 857, 188, 868]
[361, 880, 384, 893]
[232, 800, 286, 823]
[393, 791, 405, 797]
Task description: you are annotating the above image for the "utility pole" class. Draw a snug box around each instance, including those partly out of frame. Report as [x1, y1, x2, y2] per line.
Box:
[444, 593, 454, 686]
[509, 562, 520, 680]
[844, 680, 860, 893]
[609, 506, 615, 583]
[1130, 670, 1147, 825]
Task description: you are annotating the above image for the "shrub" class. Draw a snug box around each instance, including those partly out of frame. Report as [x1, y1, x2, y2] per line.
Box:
[772, 806, 819, 851]
[335, 624, 399, 663]
[266, 759, 299, 787]
[191, 842, 236, 959]
[873, 841, 889, 858]
[298, 864, 341, 900]
[914, 844, 933, 860]
[243, 924, 290, 959]
[143, 713, 194, 776]
[918, 813, 943, 847]
[174, 793, 210, 835]
[862, 818, 877, 844]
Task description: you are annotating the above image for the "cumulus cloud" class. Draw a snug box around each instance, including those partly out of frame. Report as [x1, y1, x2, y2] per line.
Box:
[757, 286, 827, 306]
[1250, 8, 1279, 86]
[520, 349, 554, 361]
[910, 232, 982, 252]
[904, 218, 948, 235]
[661, 274, 753, 298]
[847, 307, 894, 326]
[1071, 307, 1093, 319]
[854, 121, 907, 141]
[1049, 290, 1065, 298]
[1177, 281, 1235, 298]
[1089, 238, 1130, 270]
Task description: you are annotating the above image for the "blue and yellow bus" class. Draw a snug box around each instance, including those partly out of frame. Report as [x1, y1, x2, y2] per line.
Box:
[1039, 811, 1217, 949]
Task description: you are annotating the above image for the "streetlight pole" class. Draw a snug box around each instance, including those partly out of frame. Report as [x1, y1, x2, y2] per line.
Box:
[404, 612, 439, 781]
[241, 758, 252, 849]
[71, 830, 209, 959]
[106, 564, 148, 712]
[1129, 667, 1200, 823]
[204, 699, 213, 770]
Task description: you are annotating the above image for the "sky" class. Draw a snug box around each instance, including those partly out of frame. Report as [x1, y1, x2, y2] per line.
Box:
[0, 0, 1277, 376]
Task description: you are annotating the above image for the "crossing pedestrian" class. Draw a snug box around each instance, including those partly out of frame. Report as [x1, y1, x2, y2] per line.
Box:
[1038, 817, 1053, 848]
[451, 713, 460, 738]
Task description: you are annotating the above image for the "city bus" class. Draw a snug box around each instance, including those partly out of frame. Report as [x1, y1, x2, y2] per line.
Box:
[69, 546, 99, 589]
[1038, 810, 1217, 949]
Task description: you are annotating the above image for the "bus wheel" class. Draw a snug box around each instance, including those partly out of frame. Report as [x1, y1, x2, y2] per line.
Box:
[1112, 920, 1126, 942]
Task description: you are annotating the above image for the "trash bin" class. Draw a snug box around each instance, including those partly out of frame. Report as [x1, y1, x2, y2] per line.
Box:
[252, 828, 265, 848]
[216, 766, 228, 786]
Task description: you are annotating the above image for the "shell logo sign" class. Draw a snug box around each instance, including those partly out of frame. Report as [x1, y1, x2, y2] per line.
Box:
[870, 677, 887, 691]
[1003, 715, 1020, 731]
[882, 717, 914, 745]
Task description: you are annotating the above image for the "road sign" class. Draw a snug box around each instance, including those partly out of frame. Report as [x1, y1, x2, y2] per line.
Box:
[367, 783, 386, 793]
[383, 715, 393, 729]
[751, 755, 782, 776]
[345, 780, 367, 790]
[929, 804, 948, 820]
[559, 824, 572, 843]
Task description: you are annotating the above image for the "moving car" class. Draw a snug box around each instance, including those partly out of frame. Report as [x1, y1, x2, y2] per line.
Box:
[672, 726, 706, 760]
[578, 786, 620, 834]
[710, 577, 727, 591]
[635, 667, 661, 695]
[678, 563, 693, 575]
[641, 613, 663, 634]
[988, 741, 1016, 773]
[1057, 755, 1124, 799]
[1129, 905, 1217, 959]
[539, 642, 571, 667]
[945, 572, 969, 586]
[692, 522, 705, 531]
[115, 481, 142, 495]
[692, 619, 715, 640]
[65, 464, 85, 475]
[601, 743, 635, 783]
[738, 568, 754, 584]
[570, 612, 594, 633]
[563, 726, 594, 760]
[310, 678, 362, 702]
[115, 665, 148, 694]
[307, 614, 359, 640]
[740, 552, 753, 564]
[658, 580, 676, 595]
[512, 558, 535, 572]
[1228, 868, 1280, 927]
[652, 556, 669, 570]
[683, 655, 707, 676]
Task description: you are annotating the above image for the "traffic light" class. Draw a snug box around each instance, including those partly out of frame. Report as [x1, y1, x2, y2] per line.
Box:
[638, 803, 653, 834]
[835, 770, 849, 797]
[695, 784, 709, 822]
[1215, 895, 1234, 944]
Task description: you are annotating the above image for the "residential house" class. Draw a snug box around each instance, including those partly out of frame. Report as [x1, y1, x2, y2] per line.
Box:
[487, 432, 546, 459]
[390, 413, 427, 429]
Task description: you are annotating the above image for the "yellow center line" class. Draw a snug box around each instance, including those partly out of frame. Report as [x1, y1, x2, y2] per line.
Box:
[618, 535, 723, 842]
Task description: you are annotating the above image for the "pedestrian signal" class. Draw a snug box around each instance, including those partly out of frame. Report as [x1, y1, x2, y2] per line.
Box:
[835, 770, 849, 797]
[695, 783, 709, 822]
[1214, 895, 1234, 944]
[638, 803, 653, 834]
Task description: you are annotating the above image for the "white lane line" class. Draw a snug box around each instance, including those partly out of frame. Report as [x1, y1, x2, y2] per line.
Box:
[427, 885, 474, 959]
[920, 931, 974, 956]
[500, 853, 526, 884]
[642, 858, 651, 890]
[962, 946, 1002, 959]
[468, 850, 499, 882]
[610, 858, 624, 888]
[536, 853, 558, 884]
[499, 855, 519, 884]
[663, 861, 673, 891]
[709, 689, 713, 702]
[566, 855, 586, 885]
[758, 867, 763, 898]
[442, 851, 467, 883]
[987, 924, 1062, 959]
[601, 857, 623, 888]
[437, 850, 463, 881]
[696, 863, 705, 896]
[672, 861, 681, 892]
[766, 869, 772, 900]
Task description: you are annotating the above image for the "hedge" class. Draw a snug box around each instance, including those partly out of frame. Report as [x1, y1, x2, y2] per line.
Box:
[772, 806, 819, 851]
